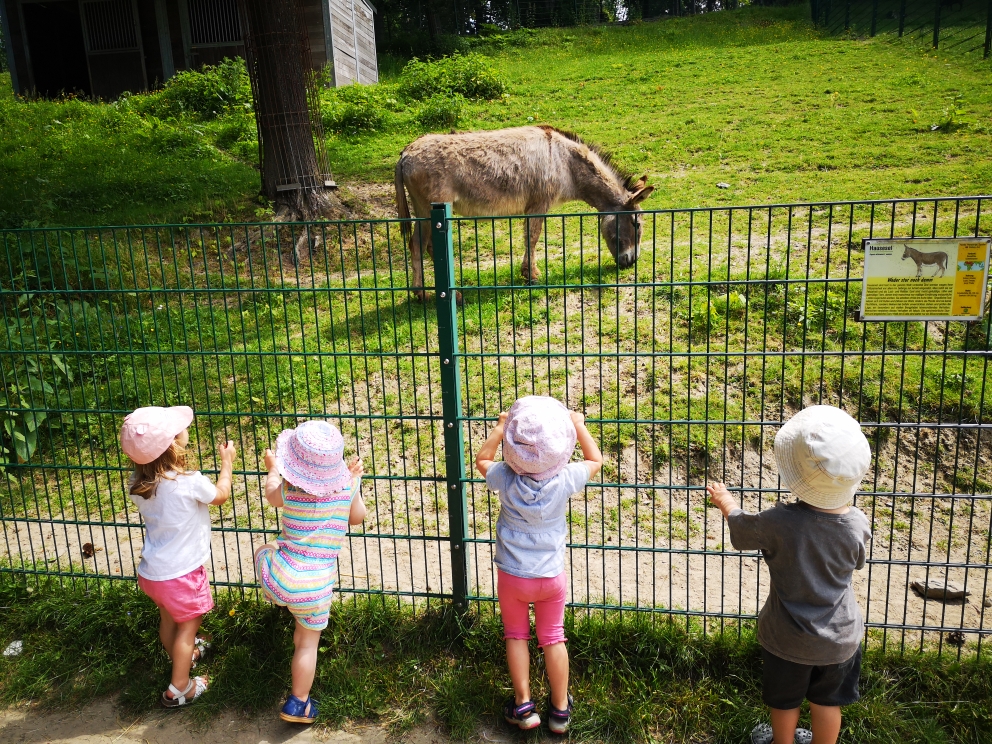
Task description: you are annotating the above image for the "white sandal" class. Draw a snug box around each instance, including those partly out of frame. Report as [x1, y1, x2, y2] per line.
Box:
[191, 636, 210, 669]
[161, 676, 208, 707]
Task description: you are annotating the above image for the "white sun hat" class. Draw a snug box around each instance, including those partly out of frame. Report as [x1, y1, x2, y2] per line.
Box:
[774, 405, 872, 510]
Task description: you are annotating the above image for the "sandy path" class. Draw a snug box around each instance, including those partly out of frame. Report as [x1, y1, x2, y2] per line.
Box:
[0, 698, 452, 744]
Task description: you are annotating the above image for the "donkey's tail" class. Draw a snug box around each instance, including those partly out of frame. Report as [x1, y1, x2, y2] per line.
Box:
[395, 157, 411, 241]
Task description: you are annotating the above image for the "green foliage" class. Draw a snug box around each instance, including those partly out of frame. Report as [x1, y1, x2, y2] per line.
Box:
[398, 53, 507, 101]
[416, 92, 464, 130]
[136, 57, 252, 120]
[321, 84, 399, 134]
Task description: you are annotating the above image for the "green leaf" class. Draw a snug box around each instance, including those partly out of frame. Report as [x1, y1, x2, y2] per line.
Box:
[13, 426, 37, 462]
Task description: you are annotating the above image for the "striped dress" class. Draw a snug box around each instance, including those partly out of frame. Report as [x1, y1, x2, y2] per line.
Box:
[255, 477, 358, 630]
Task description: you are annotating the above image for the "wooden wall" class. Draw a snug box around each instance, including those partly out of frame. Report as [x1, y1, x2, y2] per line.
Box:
[328, 0, 377, 86]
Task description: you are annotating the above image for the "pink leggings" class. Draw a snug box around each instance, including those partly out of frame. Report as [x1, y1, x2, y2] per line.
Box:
[497, 569, 567, 648]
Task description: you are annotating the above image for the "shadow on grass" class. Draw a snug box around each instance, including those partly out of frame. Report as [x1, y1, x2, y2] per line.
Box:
[0, 580, 990, 743]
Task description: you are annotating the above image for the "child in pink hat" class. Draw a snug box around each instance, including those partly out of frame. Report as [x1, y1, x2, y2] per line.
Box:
[120, 406, 236, 708]
[254, 419, 367, 724]
[475, 396, 604, 734]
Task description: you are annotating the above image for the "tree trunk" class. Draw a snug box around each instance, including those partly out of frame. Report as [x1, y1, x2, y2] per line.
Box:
[239, 0, 339, 221]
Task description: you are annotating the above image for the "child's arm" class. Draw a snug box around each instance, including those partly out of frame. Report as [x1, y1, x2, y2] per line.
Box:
[347, 456, 366, 525]
[571, 412, 604, 479]
[474, 412, 508, 477]
[706, 481, 739, 519]
[262, 449, 284, 508]
[211, 440, 236, 506]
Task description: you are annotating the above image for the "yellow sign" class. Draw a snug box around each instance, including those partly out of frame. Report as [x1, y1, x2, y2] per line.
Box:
[860, 238, 991, 321]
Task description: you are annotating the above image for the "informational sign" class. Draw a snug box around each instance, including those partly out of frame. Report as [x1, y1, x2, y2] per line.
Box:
[860, 238, 991, 321]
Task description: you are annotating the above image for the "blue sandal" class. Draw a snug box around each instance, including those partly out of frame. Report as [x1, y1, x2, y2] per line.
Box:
[280, 694, 319, 724]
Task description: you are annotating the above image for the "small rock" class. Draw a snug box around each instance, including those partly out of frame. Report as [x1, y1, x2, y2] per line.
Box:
[945, 631, 966, 647]
[983, 596, 992, 608]
[716, 182, 731, 189]
[3, 640, 22, 657]
[910, 579, 970, 601]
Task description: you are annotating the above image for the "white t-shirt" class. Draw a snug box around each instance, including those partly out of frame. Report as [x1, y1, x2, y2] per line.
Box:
[130, 471, 217, 581]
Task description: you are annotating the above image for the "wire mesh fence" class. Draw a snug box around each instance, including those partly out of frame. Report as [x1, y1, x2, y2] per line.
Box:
[2, 195, 991, 658]
[812, 0, 992, 59]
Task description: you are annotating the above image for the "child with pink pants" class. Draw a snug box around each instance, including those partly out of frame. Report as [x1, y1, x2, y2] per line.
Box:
[475, 396, 603, 734]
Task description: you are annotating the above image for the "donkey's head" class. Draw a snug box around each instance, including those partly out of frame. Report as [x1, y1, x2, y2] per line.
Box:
[902, 245, 912, 261]
[599, 178, 655, 269]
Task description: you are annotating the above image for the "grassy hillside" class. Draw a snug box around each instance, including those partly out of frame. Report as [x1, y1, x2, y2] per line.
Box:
[1, 5, 992, 228]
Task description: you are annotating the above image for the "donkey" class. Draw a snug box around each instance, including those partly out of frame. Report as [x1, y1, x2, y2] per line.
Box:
[902, 244, 948, 278]
[394, 125, 654, 300]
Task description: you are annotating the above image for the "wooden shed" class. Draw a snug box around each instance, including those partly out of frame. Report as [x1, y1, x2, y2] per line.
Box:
[0, 0, 378, 99]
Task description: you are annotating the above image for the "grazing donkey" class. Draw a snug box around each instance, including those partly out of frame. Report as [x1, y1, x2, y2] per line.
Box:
[394, 125, 654, 300]
[902, 244, 949, 278]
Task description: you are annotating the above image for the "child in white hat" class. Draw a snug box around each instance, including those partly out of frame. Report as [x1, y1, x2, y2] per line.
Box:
[475, 396, 604, 734]
[120, 406, 236, 708]
[706, 405, 873, 744]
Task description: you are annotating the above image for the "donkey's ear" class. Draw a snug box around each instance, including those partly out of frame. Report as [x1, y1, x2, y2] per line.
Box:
[628, 185, 655, 206]
[633, 174, 648, 190]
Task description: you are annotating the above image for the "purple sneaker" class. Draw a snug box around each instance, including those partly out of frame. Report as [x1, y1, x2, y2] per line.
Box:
[548, 694, 573, 734]
[503, 698, 541, 730]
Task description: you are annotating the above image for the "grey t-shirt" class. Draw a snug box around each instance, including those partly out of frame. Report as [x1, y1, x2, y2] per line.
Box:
[486, 461, 590, 579]
[727, 501, 872, 666]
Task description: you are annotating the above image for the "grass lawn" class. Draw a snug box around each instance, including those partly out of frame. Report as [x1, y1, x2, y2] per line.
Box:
[0, 581, 990, 743]
[2, 5, 992, 228]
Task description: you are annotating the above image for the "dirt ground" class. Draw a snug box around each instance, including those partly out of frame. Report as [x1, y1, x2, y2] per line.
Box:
[0, 698, 457, 744]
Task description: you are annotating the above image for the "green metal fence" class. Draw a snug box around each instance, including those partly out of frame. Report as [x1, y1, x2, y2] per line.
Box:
[2, 195, 992, 657]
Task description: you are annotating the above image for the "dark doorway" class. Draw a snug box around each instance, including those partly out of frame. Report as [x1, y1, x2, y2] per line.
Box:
[22, 2, 91, 97]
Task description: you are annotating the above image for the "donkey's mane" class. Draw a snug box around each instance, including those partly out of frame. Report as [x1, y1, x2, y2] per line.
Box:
[544, 126, 639, 192]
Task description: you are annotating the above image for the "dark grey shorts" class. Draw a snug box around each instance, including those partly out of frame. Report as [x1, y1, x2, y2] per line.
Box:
[760, 646, 862, 710]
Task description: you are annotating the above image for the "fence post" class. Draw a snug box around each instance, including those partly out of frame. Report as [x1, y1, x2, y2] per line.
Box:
[898, 0, 906, 36]
[870, 0, 878, 36]
[933, 0, 941, 49]
[432, 202, 469, 610]
[985, 0, 992, 58]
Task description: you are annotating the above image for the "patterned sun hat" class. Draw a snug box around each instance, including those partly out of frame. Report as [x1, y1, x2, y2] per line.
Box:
[774, 405, 872, 510]
[502, 396, 577, 481]
[275, 420, 352, 496]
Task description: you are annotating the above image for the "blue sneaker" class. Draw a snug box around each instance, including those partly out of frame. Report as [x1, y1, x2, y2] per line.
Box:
[503, 697, 541, 730]
[280, 694, 318, 724]
[548, 694, 573, 734]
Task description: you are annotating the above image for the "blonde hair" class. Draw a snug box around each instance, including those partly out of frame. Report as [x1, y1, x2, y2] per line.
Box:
[129, 439, 188, 499]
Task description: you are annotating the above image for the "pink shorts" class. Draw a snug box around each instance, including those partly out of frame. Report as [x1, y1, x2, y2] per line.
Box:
[138, 566, 214, 623]
[497, 569, 567, 648]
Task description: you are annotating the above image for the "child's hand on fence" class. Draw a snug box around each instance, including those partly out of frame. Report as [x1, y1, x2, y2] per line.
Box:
[706, 482, 738, 518]
[348, 456, 364, 479]
[497, 411, 508, 427]
[263, 448, 277, 472]
[218, 440, 236, 465]
[570, 411, 585, 427]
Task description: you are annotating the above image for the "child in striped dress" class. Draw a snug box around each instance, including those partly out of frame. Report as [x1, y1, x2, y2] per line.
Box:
[254, 420, 366, 724]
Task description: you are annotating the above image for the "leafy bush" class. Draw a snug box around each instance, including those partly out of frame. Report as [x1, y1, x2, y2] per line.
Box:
[137, 58, 252, 120]
[214, 114, 258, 160]
[416, 92, 464, 130]
[321, 84, 400, 135]
[398, 54, 506, 101]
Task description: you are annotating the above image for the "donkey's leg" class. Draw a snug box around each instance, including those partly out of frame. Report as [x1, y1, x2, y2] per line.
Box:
[520, 215, 546, 285]
[409, 222, 431, 303]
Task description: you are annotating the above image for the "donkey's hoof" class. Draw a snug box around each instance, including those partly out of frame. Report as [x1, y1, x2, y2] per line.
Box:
[412, 289, 428, 303]
[455, 291, 464, 306]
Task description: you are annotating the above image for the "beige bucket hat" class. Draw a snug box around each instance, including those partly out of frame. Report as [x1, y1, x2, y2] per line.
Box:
[774, 405, 872, 509]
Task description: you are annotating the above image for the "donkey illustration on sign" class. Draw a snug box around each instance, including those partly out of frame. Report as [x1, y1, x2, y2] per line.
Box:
[395, 125, 654, 300]
[902, 244, 949, 278]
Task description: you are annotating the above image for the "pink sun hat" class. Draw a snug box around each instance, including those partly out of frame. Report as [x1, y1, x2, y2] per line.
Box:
[275, 420, 352, 495]
[120, 406, 194, 464]
[502, 396, 577, 481]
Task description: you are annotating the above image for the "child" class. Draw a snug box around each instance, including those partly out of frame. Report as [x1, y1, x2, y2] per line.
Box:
[121, 405, 236, 708]
[706, 405, 873, 744]
[255, 419, 366, 724]
[475, 396, 603, 734]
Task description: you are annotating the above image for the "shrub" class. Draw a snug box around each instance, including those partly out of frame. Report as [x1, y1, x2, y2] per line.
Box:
[138, 57, 252, 120]
[416, 92, 464, 130]
[321, 84, 400, 135]
[398, 54, 506, 101]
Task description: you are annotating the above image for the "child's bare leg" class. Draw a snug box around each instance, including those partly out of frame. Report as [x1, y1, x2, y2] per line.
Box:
[542, 642, 569, 710]
[808, 703, 841, 744]
[506, 639, 531, 704]
[291, 622, 322, 700]
[159, 608, 178, 659]
[770, 707, 801, 744]
[167, 615, 204, 695]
